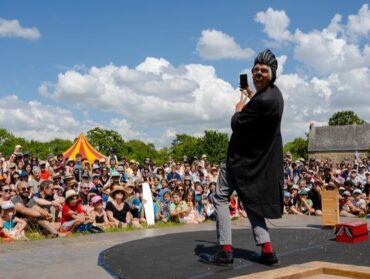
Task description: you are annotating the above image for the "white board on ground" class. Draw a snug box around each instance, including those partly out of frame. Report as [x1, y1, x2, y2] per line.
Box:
[142, 182, 155, 226]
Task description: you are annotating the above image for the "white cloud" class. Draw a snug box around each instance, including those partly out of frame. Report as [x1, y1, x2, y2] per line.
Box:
[0, 95, 144, 144]
[251, 5, 370, 143]
[196, 29, 254, 60]
[254, 6, 370, 76]
[0, 18, 41, 40]
[109, 118, 142, 140]
[0, 95, 80, 141]
[255, 8, 293, 42]
[42, 58, 239, 131]
[293, 28, 370, 75]
[346, 4, 370, 40]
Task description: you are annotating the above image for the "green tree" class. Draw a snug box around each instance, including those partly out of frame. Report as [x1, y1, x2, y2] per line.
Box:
[283, 137, 308, 160]
[0, 128, 18, 157]
[328, 111, 366, 126]
[198, 130, 228, 164]
[125, 140, 158, 164]
[170, 134, 200, 163]
[86, 127, 126, 157]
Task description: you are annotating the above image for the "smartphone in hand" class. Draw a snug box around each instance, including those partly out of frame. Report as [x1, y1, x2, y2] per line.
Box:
[240, 74, 248, 89]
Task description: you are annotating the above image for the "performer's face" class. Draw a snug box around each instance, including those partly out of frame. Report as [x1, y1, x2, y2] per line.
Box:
[252, 63, 271, 91]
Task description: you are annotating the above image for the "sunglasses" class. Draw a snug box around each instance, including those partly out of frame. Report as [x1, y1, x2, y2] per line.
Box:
[21, 187, 31, 192]
[14, 177, 20, 180]
[3, 189, 11, 193]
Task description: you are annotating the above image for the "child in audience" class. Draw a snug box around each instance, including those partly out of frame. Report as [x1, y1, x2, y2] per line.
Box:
[1, 201, 28, 240]
[170, 191, 188, 223]
[90, 195, 115, 229]
[183, 190, 205, 224]
[60, 190, 93, 233]
[159, 191, 172, 222]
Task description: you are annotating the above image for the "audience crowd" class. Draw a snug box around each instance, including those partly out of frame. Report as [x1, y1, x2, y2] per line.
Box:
[0, 144, 369, 242]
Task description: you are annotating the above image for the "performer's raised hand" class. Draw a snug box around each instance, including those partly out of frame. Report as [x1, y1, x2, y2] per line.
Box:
[235, 87, 253, 112]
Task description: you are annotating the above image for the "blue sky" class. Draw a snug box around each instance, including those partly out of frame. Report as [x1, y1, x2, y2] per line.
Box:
[0, 1, 369, 147]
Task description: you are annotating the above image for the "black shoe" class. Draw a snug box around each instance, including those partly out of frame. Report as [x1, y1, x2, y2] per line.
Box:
[199, 250, 233, 266]
[253, 252, 278, 265]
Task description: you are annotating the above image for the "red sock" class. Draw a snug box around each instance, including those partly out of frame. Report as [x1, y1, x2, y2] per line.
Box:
[221, 244, 232, 252]
[261, 242, 273, 253]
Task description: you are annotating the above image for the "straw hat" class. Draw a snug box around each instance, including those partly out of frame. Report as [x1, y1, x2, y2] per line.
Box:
[110, 185, 129, 199]
[65, 190, 79, 201]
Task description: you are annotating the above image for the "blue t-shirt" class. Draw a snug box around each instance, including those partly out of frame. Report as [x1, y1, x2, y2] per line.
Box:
[3, 215, 16, 230]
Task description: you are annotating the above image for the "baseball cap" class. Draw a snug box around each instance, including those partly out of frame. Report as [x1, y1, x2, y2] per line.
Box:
[91, 195, 103, 205]
[353, 189, 362, 195]
[342, 191, 351, 196]
[299, 189, 308, 195]
[291, 185, 299, 190]
[1, 201, 15, 210]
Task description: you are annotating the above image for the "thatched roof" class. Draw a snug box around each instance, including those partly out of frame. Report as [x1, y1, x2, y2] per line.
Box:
[308, 123, 370, 152]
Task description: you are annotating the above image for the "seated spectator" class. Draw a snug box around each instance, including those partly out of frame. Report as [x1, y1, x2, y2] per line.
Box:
[28, 166, 42, 194]
[308, 179, 323, 216]
[183, 190, 205, 224]
[290, 184, 299, 204]
[167, 165, 181, 181]
[106, 186, 135, 228]
[1, 201, 27, 240]
[127, 186, 144, 222]
[229, 192, 240, 219]
[52, 172, 63, 187]
[194, 182, 204, 213]
[90, 195, 115, 229]
[78, 182, 90, 205]
[170, 191, 188, 223]
[159, 191, 172, 222]
[174, 183, 185, 199]
[155, 167, 166, 180]
[341, 189, 366, 217]
[0, 184, 12, 204]
[283, 191, 302, 215]
[202, 195, 216, 220]
[183, 175, 192, 190]
[6, 162, 18, 186]
[89, 173, 103, 190]
[296, 189, 315, 215]
[32, 180, 64, 222]
[65, 159, 75, 175]
[60, 190, 93, 233]
[39, 161, 50, 180]
[100, 167, 110, 185]
[63, 175, 75, 191]
[72, 167, 81, 182]
[12, 181, 61, 237]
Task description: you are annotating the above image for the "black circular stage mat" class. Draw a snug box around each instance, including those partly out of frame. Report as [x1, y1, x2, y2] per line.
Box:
[99, 228, 369, 279]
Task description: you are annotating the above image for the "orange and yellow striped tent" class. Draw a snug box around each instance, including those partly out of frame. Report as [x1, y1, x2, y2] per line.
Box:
[63, 133, 107, 164]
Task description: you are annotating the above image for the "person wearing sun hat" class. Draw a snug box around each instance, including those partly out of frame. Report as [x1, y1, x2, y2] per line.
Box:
[105, 185, 133, 228]
[60, 189, 93, 233]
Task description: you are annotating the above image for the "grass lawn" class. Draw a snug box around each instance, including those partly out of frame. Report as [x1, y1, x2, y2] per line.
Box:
[20, 221, 186, 242]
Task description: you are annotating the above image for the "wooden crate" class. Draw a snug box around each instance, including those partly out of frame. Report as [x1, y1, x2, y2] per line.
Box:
[321, 187, 339, 227]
